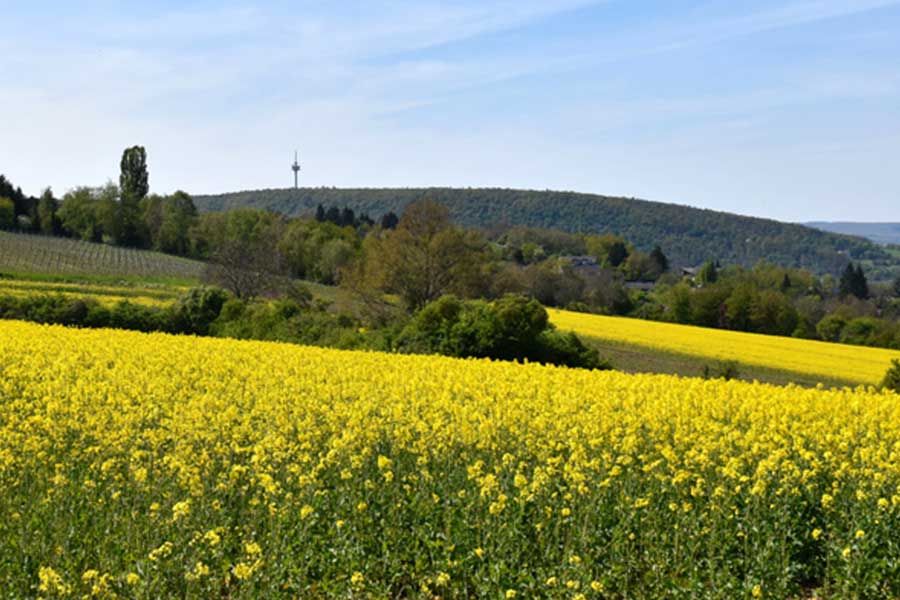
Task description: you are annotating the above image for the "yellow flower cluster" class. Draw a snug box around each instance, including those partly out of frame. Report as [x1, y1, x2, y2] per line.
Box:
[1, 320, 899, 597]
[548, 307, 900, 384]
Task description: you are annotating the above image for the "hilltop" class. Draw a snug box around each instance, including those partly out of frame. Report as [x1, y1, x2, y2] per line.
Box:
[194, 187, 898, 278]
[806, 222, 900, 246]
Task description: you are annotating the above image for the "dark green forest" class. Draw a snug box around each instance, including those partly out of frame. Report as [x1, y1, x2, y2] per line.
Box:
[194, 187, 899, 280]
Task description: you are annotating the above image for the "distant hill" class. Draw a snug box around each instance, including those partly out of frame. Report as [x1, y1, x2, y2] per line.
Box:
[806, 222, 900, 246]
[194, 187, 899, 278]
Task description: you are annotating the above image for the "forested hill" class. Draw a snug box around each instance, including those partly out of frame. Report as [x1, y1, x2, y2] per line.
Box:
[194, 187, 896, 277]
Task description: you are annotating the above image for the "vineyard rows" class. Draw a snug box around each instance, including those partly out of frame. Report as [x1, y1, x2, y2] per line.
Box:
[0, 232, 204, 280]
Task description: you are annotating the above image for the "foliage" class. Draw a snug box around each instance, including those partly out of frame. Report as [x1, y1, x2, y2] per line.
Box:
[701, 360, 741, 381]
[192, 186, 900, 278]
[173, 287, 229, 335]
[840, 262, 869, 299]
[201, 210, 286, 299]
[883, 359, 900, 392]
[0, 198, 14, 230]
[3, 322, 900, 596]
[395, 294, 608, 369]
[350, 200, 487, 311]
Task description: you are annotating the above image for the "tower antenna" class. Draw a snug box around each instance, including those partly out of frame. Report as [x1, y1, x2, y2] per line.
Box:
[292, 150, 301, 189]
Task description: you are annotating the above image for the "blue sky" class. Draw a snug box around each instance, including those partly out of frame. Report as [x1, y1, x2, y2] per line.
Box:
[1, 0, 898, 221]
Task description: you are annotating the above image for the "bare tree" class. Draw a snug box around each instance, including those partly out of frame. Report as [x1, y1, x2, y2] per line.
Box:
[204, 214, 285, 299]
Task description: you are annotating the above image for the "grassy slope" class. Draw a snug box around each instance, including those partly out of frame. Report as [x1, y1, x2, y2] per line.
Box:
[0, 231, 204, 283]
[582, 336, 859, 388]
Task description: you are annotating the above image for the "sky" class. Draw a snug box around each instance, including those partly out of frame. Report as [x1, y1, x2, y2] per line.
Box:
[1, 0, 899, 222]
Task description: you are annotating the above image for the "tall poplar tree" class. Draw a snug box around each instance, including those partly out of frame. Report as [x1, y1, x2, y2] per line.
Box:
[118, 146, 149, 246]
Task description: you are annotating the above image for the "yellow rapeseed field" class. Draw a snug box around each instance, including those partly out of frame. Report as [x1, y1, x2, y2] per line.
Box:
[549, 308, 900, 385]
[1, 320, 899, 597]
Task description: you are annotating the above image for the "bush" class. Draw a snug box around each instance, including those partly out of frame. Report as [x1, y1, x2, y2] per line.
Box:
[702, 360, 741, 381]
[174, 286, 229, 335]
[395, 294, 610, 370]
[883, 360, 900, 393]
[816, 314, 847, 342]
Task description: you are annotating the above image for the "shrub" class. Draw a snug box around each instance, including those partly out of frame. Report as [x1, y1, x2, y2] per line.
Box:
[816, 314, 847, 342]
[883, 360, 900, 393]
[395, 294, 610, 370]
[702, 360, 741, 381]
[174, 286, 229, 335]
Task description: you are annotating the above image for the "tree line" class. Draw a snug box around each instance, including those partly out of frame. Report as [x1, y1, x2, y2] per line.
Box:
[3, 147, 900, 354]
[190, 186, 900, 281]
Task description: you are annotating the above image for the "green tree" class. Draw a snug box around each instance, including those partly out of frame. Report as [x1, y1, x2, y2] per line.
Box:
[119, 146, 149, 246]
[697, 260, 719, 285]
[37, 188, 59, 235]
[839, 263, 869, 299]
[0, 198, 15, 230]
[352, 199, 487, 311]
[606, 241, 629, 268]
[157, 191, 197, 255]
[57, 188, 102, 242]
[649, 245, 669, 275]
[816, 314, 847, 342]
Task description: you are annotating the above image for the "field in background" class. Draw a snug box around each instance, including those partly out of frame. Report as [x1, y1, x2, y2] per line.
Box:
[0, 231, 204, 282]
[549, 308, 899, 385]
[0, 278, 187, 308]
[1, 320, 898, 597]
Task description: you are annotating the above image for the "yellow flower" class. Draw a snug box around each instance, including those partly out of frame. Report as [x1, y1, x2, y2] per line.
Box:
[435, 572, 450, 586]
[752, 584, 762, 598]
[350, 571, 365, 589]
[356, 501, 368, 512]
[148, 541, 173, 562]
[590, 580, 604, 592]
[232, 562, 253, 580]
[474, 547, 485, 559]
[203, 529, 221, 546]
[244, 541, 262, 557]
[811, 528, 822, 540]
[125, 572, 140, 586]
[842, 547, 852, 559]
[82, 569, 99, 582]
[300, 505, 314, 520]
[505, 590, 517, 599]
[38, 566, 71, 595]
[545, 576, 558, 586]
[171, 500, 190, 521]
[855, 529, 866, 540]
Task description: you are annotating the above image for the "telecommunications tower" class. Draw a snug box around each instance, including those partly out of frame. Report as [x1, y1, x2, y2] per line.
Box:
[291, 151, 301, 189]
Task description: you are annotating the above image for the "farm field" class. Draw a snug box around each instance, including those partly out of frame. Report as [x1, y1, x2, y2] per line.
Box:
[2, 320, 899, 597]
[0, 231, 204, 281]
[549, 308, 900, 386]
[0, 277, 187, 308]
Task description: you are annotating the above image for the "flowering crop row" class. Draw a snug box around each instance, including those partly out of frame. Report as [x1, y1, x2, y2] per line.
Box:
[1, 321, 899, 597]
[549, 308, 899, 385]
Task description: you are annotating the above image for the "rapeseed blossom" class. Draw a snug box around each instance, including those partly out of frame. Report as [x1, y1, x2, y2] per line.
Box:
[1, 320, 899, 597]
